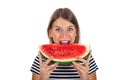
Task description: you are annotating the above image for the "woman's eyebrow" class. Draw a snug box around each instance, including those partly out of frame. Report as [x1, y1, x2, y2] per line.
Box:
[52, 26, 60, 29]
[68, 26, 75, 28]
[53, 26, 61, 28]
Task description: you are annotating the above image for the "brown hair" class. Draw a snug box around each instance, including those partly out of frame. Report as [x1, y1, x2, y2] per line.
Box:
[47, 8, 80, 43]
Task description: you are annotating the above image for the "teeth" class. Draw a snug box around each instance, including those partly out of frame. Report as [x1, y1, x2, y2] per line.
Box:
[60, 40, 70, 45]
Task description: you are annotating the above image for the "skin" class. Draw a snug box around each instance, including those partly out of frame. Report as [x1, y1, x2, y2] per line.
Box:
[32, 18, 97, 80]
[49, 18, 77, 44]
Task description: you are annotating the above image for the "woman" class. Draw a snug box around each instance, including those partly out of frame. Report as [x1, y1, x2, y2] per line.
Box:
[30, 8, 98, 80]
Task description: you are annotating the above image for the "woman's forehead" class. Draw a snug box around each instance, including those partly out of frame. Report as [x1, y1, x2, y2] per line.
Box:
[52, 25, 75, 29]
[52, 18, 75, 28]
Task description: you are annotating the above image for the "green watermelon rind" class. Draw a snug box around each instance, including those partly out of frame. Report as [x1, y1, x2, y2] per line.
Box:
[40, 45, 91, 66]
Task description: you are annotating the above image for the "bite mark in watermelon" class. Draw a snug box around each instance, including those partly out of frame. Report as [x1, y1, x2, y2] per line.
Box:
[39, 44, 91, 66]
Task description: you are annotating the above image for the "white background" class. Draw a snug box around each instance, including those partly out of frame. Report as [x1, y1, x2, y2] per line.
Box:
[0, 0, 120, 80]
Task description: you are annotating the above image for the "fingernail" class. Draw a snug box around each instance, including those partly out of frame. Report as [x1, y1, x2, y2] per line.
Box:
[72, 62, 75, 64]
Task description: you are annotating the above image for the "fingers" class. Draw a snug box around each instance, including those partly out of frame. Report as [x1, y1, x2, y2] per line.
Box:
[72, 50, 92, 68]
[38, 51, 42, 64]
[44, 57, 53, 65]
[72, 51, 91, 70]
[38, 51, 58, 76]
[72, 60, 89, 75]
[48, 62, 59, 71]
[72, 62, 84, 69]
[72, 62, 85, 74]
[38, 51, 53, 65]
[76, 50, 92, 63]
[76, 58, 88, 67]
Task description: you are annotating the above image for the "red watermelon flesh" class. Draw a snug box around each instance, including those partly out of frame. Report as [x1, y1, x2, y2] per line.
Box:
[40, 44, 90, 66]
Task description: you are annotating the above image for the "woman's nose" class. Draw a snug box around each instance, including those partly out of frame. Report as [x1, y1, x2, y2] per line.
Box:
[61, 30, 68, 38]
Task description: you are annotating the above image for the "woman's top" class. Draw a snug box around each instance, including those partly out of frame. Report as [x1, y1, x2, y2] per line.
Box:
[30, 55, 98, 80]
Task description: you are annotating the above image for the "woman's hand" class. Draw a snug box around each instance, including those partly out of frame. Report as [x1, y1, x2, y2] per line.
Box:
[72, 51, 92, 80]
[38, 53, 58, 80]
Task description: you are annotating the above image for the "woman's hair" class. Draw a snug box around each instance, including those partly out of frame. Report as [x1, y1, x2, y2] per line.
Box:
[47, 8, 80, 43]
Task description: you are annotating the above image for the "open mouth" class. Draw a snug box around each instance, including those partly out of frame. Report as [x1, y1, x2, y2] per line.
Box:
[59, 40, 70, 45]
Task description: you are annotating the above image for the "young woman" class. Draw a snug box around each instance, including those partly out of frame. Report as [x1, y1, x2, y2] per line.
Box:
[30, 8, 98, 80]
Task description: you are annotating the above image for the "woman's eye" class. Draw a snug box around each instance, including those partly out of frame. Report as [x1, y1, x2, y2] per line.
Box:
[55, 28, 61, 32]
[68, 28, 73, 31]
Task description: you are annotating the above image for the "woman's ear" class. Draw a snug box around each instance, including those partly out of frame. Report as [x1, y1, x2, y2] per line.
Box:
[48, 29, 52, 37]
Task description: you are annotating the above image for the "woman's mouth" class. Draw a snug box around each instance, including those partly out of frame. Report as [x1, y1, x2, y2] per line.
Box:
[59, 40, 70, 45]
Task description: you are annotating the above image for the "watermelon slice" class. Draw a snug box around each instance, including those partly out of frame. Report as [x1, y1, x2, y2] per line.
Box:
[39, 44, 91, 66]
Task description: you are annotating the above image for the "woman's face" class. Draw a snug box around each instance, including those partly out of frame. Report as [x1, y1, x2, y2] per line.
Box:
[49, 18, 77, 45]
